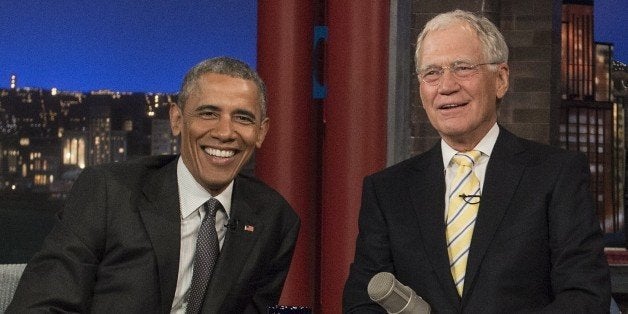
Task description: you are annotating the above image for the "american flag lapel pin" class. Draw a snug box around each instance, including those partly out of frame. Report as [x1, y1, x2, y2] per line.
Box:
[244, 224, 255, 232]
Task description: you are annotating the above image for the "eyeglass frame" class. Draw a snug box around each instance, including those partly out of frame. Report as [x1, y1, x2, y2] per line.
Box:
[459, 193, 481, 205]
[417, 61, 500, 86]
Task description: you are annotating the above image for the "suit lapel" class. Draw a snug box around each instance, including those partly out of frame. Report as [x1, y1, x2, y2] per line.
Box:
[463, 128, 527, 301]
[407, 145, 461, 304]
[202, 177, 262, 312]
[138, 159, 181, 314]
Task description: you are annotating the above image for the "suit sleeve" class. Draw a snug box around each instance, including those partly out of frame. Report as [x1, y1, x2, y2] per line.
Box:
[342, 176, 389, 313]
[542, 152, 611, 313]
[246, 205, 301, 313]
[6, 167, 108, 313]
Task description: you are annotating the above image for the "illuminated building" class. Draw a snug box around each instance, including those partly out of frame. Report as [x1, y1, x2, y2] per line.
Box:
[151, 119, 179, 155]
[559, 0, 624, 234]
[62, 131, 86, 169]
[88, 105, 111, 166]
[110, 130, 127, 163]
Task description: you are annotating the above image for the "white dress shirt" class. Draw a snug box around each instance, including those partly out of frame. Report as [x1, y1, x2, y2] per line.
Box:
[171, 157, 233, 313]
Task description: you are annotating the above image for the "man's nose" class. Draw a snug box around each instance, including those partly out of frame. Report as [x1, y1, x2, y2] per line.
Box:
[211, 116, 235, 140]
[438, 68, 460, 93]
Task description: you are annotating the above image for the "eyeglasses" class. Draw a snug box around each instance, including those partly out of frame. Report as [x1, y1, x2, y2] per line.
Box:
[418, 62, 498, 86]
[459, 193, 481, 205]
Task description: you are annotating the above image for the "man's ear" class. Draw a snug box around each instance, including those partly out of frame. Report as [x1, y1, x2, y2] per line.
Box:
[496, 63, 510, 99]
[170, 103, 182, 136]
[255, 118, 269, 149]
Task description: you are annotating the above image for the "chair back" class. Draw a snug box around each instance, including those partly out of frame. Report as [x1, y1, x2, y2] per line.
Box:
[0, 264, 27, 313]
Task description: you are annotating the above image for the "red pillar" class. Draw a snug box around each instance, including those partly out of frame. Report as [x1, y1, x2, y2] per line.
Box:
[256, 1, 318, 309]
[321, 1, 389, 313]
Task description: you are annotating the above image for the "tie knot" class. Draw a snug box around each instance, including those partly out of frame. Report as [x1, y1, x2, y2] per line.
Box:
[452, 150, 481, 167]
[204, 198, 221, 217]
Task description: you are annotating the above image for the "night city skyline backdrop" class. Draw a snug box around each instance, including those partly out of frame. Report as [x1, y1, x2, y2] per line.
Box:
[0, 0, 625, 94]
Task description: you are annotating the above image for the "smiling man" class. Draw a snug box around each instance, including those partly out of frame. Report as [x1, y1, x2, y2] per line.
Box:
[8, 57, 300, 313]
[343, 10, 610, 313]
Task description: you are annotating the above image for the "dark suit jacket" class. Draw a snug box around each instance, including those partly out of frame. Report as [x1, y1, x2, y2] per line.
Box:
[343, 127, 610, 313]
[8, 155, 300, 313]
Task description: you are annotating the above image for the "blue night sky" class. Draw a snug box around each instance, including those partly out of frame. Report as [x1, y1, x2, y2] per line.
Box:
[0, 1, 625, 93]
[594, 0, 627, 63]
[0, 0, 257, 93]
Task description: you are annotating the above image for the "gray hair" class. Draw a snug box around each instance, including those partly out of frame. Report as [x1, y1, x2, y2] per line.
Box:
[178, 56, 267, 119]
[414, 10, 509, 72]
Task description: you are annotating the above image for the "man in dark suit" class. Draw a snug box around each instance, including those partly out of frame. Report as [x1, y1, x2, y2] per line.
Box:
[8, 57, 300, 313]
[343, 10, 610, 313]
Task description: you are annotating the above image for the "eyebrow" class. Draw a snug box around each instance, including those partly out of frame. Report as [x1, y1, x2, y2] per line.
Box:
[420, 59, 476, 70]
[195, 104, 219, 112]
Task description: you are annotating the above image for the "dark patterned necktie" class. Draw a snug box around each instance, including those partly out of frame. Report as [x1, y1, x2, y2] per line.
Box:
[186, 198, 221, 314]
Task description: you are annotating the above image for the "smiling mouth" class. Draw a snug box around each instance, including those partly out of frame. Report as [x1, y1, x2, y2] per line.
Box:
[204, 147, 236, 158]
[439, 103, 467, 110]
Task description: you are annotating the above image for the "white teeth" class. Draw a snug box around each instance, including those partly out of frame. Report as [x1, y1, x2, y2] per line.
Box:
[442, 103, 461, 109]
[205, 147, 235, 158]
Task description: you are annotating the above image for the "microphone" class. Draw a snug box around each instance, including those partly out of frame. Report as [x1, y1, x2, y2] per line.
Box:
[225, 219, 239, 231]
[367, 272, 430, 314]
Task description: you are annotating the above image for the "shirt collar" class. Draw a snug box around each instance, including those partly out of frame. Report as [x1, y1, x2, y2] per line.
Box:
[176, 157, 233, 219]
[441, 123, 500, 167]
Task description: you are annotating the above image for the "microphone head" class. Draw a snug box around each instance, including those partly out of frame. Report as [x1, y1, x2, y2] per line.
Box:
[367, 272, 395, 301]
[368, 272, 410, 312]
[368, 272, 430, 314]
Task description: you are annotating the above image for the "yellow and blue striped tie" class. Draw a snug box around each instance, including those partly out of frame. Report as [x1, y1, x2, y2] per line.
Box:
[446, 150, 482, 296]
